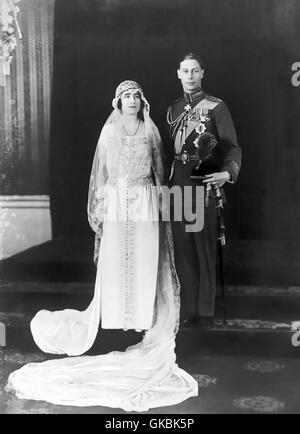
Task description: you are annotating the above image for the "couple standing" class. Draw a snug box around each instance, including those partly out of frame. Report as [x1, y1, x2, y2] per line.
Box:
[7, 53, 241, 411]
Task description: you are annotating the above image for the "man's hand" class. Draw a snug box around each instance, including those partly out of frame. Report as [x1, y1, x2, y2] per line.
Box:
[202, 171, 230, 188]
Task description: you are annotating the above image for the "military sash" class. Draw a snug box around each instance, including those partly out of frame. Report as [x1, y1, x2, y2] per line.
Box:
[174, 98, 220, 154]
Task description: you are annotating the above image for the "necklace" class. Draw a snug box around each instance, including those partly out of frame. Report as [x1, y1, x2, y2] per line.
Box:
[122, 119, 140, 136]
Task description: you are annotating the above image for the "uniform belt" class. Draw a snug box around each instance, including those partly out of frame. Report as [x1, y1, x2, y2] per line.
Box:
[174, 151, 198, 164]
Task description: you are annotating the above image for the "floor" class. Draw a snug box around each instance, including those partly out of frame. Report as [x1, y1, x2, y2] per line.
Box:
[1, 323, 300, 414]
[1, 239, 300, 414]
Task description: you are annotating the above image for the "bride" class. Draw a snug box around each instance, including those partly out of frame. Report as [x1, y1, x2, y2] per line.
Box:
[6, 81, 198, 412]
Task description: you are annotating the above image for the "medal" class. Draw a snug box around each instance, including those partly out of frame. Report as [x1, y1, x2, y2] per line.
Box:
[188, 108, 211, 123]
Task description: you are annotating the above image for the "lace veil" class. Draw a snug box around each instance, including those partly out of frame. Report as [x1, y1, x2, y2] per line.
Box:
[87, 80, 164, 263]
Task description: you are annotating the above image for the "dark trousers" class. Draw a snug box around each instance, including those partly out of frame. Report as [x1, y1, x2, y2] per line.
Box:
[171, 205, 217, 318]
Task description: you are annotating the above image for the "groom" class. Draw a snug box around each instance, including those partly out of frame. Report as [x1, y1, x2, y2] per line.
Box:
[166, 52, 241, 326]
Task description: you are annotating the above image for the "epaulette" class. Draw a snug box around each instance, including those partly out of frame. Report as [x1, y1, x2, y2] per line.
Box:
[204, 94, 223, 104]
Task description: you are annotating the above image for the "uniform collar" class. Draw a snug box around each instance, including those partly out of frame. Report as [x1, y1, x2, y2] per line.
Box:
[184, 88, 204, 103]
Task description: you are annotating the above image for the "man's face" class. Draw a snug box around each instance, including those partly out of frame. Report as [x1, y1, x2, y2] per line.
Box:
[120, 89, 142, 116]
[177, 59, 204, 93]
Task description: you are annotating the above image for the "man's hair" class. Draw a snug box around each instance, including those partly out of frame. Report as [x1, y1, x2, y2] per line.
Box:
[178, 52, 204, 70]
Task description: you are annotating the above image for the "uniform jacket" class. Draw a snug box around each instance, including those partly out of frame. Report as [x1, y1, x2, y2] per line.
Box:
[166, 89, 241, 192]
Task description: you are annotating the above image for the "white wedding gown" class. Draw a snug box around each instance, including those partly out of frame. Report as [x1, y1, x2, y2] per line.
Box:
[6, 125, 198, 412]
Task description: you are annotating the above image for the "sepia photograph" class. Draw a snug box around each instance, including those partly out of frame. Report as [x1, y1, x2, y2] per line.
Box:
[0, 0, 300, 417]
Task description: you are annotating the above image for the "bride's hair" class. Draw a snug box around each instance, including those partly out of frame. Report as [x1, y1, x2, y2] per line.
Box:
[116, 95, 145, 121]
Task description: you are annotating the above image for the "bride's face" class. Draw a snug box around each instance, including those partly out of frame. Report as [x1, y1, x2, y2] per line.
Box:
[120, 89, 142, 116]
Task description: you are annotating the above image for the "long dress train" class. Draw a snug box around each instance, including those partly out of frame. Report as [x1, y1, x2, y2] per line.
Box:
[6, 223, 198, 411]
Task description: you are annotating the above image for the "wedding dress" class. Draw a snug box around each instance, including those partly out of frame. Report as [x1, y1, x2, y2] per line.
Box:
[6, 81, 198, 411]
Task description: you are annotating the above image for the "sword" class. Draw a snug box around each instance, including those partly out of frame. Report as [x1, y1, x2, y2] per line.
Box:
[213, 184, 227, 325]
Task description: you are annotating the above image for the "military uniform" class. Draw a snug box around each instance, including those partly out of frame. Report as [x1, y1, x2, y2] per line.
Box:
[166, 89, 241, 319]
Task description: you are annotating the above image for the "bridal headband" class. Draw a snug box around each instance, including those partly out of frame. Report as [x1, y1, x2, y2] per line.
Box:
[112, 80, 149, 111]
